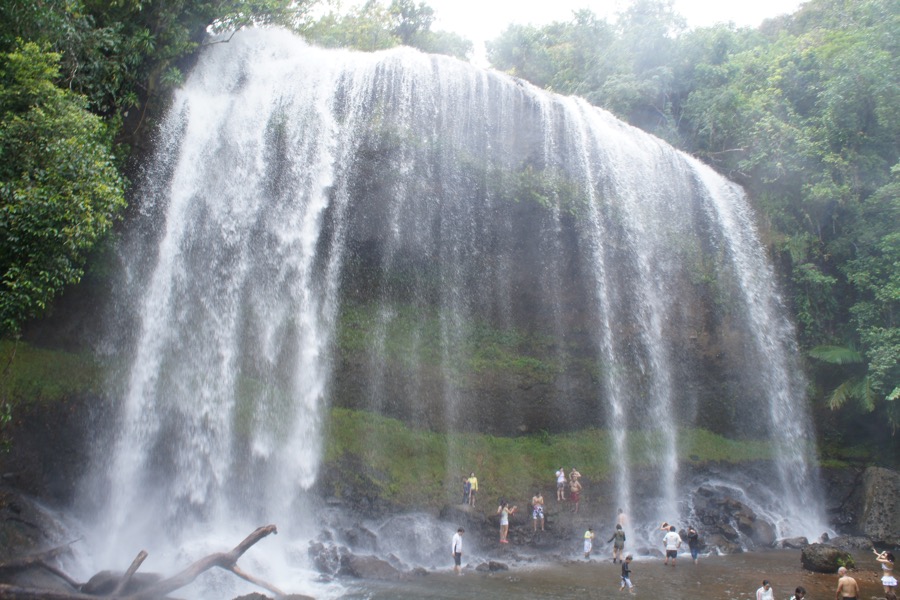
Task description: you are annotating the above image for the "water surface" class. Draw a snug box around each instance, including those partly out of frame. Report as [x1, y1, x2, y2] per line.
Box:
[340, 551, 886, 600]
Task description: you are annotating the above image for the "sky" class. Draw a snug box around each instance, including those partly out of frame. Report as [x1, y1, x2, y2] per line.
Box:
[425, 0, 806, 64]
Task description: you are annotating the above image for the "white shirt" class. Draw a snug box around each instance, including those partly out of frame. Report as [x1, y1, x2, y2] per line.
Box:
[663, 531, 682, 550]
[756, 585, 774, 600]
[452, 532, 463, 554]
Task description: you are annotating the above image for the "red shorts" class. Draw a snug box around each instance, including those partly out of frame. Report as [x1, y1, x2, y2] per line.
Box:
[571, 492, 580, 502]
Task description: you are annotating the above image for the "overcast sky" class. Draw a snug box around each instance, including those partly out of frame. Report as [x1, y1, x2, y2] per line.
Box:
[425, 0, 806, 64]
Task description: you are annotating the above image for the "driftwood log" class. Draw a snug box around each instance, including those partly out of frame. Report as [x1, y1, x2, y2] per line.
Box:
[0, 524, 285, 600]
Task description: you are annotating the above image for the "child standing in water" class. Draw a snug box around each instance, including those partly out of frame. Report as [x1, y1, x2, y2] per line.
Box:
[619, 555, 635, 593]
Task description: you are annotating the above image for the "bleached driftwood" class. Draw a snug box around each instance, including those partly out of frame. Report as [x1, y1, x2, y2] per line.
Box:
[0, 524, 285, 600]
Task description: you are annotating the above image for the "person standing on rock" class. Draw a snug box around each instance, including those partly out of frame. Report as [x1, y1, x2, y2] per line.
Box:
[467, 472, 478, 507]
[875, 550, 897, 595]
[555, 468, 567, 501]
[451, 527, 464, 574]
[755, 580, 774, 600]
[531, 491, 545, 531]
[607, 523, 626, 563]
[662, 525, 682, 566]
[497, 500, 516, 544]
[835, 566, 859, 600]
[569, 477, 582, 513]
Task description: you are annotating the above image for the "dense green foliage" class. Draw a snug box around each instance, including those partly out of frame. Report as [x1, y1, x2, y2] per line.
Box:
[487, 0, 899, 434]
[0, 43, 124, 336]
[298, 0, 472, 58]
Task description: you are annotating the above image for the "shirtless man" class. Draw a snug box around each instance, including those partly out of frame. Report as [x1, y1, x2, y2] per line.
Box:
[835, 566, 860, 600]
[531, 491, 545, 531]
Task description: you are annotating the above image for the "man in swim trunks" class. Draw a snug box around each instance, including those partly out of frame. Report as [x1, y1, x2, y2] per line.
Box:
[531, 491, 545, 531]
[569, 477, 582, 513]
[835, 566, 859, 600]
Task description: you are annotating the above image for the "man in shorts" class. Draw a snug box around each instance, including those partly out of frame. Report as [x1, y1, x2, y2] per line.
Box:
[531, 491, 545, 531]
[569, 477, 582, 513]
[663, 525, 682, 566]
[835, 566, 859, 600]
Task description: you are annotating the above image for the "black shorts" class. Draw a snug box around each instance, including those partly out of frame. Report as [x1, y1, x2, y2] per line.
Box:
[666, 550, 678, 558]
[454, 552, 462, 566]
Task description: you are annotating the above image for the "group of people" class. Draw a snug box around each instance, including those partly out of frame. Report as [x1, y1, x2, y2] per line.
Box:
[754, 548, 896, 600]
[554, 467, 583, 512]
[458, 473, 896, 598]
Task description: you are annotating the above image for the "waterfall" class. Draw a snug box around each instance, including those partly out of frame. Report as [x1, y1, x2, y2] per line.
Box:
[89, 27, 828, 578]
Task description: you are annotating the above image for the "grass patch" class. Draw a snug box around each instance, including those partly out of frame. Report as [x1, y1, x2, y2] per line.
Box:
[322, 407, 784, 509]
[0, 340, 102, 405]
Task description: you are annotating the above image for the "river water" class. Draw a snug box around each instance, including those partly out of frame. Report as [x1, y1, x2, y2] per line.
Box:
[339, 550, 887, 600]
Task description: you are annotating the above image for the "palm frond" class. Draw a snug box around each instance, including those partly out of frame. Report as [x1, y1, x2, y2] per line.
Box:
[827, 377, 860, 410]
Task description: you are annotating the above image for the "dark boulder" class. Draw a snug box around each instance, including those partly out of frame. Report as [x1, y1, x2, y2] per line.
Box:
[475, 560, 509, 572]
[704, 533, 743, 555]
[0, 487, 69, 563]
[308, 540, 343, 577]
[81, 571, 163, 595]
[800, 543, 854, 573]
[828, 535, 873, 551]
[780, 537, 808, 549]
[339, 553, 404, 581]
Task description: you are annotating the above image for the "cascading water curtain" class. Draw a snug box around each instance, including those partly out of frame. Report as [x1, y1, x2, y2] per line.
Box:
[90, 27, 828, 580]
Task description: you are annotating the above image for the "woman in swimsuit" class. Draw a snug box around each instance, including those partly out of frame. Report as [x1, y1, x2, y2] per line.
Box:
[497, 500, 516, 543]
[875, 550, 897, 594]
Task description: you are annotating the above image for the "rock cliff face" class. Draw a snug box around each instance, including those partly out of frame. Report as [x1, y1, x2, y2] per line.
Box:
[860, 466, 900, 546]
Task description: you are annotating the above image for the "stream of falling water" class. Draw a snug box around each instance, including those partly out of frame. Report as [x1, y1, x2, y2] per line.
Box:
[82, 27, 829, 596]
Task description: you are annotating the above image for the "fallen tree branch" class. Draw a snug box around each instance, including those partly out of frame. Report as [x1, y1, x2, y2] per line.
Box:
[109, 551, 147, 597]
[0, 525, 283, 600]
[229, 564, 284, 598]
[127, 524, 280, 600]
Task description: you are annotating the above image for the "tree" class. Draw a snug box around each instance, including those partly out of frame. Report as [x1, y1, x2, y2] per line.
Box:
[0, 42, 125, 337]
[299, 0, 471, 59]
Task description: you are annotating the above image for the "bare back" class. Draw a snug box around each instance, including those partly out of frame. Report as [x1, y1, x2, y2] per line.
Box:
[837, 575, 859, 598]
